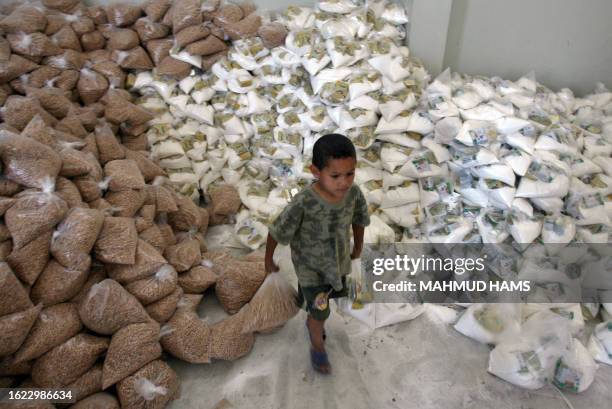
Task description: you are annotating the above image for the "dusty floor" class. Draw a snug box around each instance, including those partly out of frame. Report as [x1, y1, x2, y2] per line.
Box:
[167, 232, 612, 409]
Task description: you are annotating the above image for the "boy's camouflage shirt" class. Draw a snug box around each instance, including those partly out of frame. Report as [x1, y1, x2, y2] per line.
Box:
[269, 184, 370, 290]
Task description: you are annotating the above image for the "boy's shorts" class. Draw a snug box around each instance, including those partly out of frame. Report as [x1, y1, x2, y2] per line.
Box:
[296, 276, 348, 321]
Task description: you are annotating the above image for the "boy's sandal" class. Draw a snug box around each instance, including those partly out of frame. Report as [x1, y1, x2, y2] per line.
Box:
[310, 349, 331, 374]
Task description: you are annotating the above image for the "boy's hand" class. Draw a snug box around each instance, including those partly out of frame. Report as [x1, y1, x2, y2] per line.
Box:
[350, 250, 361, 260]
[265, 260, 280, 274]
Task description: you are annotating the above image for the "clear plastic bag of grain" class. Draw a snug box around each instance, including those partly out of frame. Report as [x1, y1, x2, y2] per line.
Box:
[174, 24, 211, 48]
[178, 264, 217, 294]
[104, 27, 140, 51]
[124, 150, 166, 183]
[30, 257, 91, 307]
[184, 35, 227, 56]
[104, 90, 154, 126]
[57, 146, 94, 179]
[104, 159, 146, 192]
[116, 360, 180, 409]
[51, 25, 82, 51]
[81, 30, 107, 52]
[134, 17, 170, 42]
[13, 302, 82, 363]
[144, 0, 172, 23]
[164, 238, 201, 272]
[154, 184, 179, 213]
[0, 304, 42, 357]
[25, 86, 74, 120]
[78, 279, 151, 335]
[73, 175, 106, 203]
[0, 5, 47, 34]
[91, 60, 126, 88]
[136, 204, 156, 233]
[31, 333, 109, 388]
[125, 264, 178, 306]
[0, 131, 62, 189]
[209, 312, 255, 361]
[94, 121, 126, 164]
[156, 56, 193, 79]
[45, 49, 87, 71]
[4, 184, 68, 250]
[105, 189, 148, 218]
[105, 4, 142, 27]
[6, 230, 52, 286]
[239, 272, 299, 334]
[215, 259, 266, 314]
[209, 184, 242, 216]
[145, 38, 174, 65]
[112, 47, 154, 70]
[42, 0, 80, 13]
[139, 225, 167, 253]
[159, 308, 210, 363]
[258, 22, 288, 49]
[168, 194, 202, 231]
[106, 239, 167, 284]
[0, 54, 38, 84]
[71, 264, 107, 305]
[172, 0, 203, 33]
[146, 287, 184, 324]
[102, 322, 162, 389]
[65, 364, 103, 404]
[77, 68, 109, 105]
[219, 13, 262, 41]
[50, 207, 104, 270]
[6, 32, 62, 57]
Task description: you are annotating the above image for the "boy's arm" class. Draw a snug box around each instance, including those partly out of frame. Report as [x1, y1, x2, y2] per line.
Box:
[351, 186, 370, 260]
[264, 233, 279, 274]
[265, 196, 304, 274]
[351, 224, 365, 259]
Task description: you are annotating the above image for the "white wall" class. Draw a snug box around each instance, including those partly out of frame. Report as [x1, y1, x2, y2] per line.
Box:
[407, 0, 451, 75]
[442, 0, 612, 96]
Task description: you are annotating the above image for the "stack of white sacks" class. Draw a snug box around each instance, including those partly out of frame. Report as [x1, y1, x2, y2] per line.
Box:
[130, 0, 423, 250]
[128, 0, 612, 393]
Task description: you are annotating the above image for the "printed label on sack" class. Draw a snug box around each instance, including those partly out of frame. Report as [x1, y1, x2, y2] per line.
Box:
[553, 360, 581, 393]
[519, 124, 536, 137]
[516, 351, 542, 374]
[470, 128, 489, 146]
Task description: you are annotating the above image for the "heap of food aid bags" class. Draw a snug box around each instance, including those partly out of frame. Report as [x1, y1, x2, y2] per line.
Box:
[0, 1, 304, 408]
[131, 0, 424, 250]
[126, 0, 612, 396]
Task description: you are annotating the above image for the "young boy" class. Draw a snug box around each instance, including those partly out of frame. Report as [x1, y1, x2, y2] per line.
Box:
[264, 133, 370, 374]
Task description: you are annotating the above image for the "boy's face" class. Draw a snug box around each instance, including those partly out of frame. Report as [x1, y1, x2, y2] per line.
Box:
[310, 157, 356, 200]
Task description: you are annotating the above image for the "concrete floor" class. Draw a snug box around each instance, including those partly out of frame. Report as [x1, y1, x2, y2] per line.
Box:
[167, 235, 612, 409]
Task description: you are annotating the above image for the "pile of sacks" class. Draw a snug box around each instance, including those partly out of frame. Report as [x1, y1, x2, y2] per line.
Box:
[130, 0, 422, 249]
[401, 70, 612, 392]
[0, 3, 301, 407]
[0, 110, 284, 405]
[0, 0, 277, 84]
[0, 113, 295, 407]
[128, 0, 612, 394]
[449, 303, 612, 393]
[0, 0, 282, 164]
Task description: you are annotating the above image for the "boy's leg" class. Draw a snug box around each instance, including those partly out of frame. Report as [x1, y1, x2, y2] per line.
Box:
[307, 315, 326, 353]
[299, 285, 332, 374]
[307, 314, 331, 374]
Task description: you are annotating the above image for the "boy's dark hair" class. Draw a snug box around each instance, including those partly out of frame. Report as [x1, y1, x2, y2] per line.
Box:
[312, 133, 356, 170]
